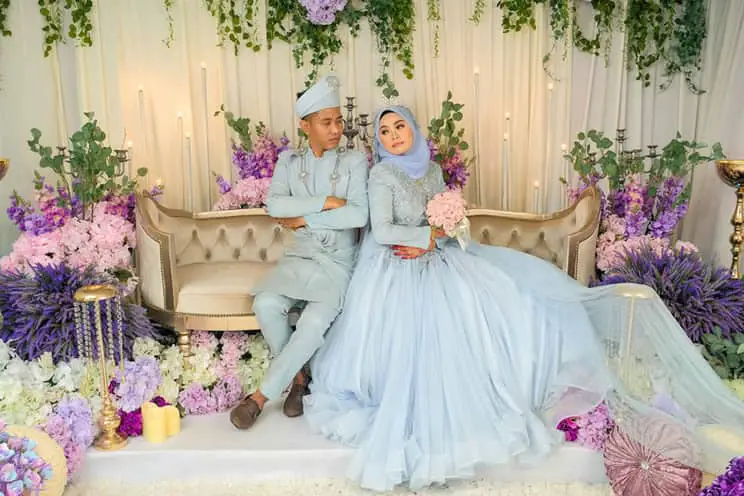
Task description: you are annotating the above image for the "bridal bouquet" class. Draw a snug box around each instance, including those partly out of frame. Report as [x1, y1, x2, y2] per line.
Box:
[426, 189, 470, 250]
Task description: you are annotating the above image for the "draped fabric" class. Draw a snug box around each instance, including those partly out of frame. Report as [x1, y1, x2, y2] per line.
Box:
[0, 0, 742, 265]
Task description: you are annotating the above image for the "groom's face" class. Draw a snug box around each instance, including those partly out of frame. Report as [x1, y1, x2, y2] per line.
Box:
[378, 112, 414, 155]
[301, 107, 344, 151]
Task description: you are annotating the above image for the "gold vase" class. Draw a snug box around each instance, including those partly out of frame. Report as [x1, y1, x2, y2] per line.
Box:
[715, 160, 744, 279]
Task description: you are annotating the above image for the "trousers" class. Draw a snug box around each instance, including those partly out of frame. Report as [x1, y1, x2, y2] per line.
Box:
[253, 292, 340, 400]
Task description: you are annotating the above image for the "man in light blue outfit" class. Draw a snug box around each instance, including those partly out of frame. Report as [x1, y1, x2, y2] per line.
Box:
[230, 75, 369, 430]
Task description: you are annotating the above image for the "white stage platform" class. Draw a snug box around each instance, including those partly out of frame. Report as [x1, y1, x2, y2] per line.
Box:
[69, 403, 610, 494]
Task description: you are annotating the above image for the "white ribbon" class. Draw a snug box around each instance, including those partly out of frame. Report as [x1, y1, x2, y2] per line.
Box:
[446, 217, 471, 250]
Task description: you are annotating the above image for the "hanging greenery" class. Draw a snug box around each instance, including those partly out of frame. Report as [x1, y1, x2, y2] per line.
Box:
[497, 0, 708, 93]
[0, 0, 711, 97]
[36, 0, 94, 56]
[203, 0, 260, 56]
[0, 0, 11, 37]
[265, 0, 363, 89]
[162, 0, 175, 47]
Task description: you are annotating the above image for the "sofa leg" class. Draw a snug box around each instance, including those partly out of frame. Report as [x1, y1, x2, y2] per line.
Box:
[176, 323, 192, 357]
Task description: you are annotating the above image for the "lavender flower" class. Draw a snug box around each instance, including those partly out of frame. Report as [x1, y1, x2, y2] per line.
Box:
[0, 264, 156, 362]
[699, 456, 744, 495]
[428, 138, 470, 190]
[595, 247, 744, 342]
[300, 0, 348, 25]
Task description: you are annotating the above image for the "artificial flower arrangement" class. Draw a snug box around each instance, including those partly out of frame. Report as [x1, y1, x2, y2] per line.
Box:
[0, 419, 54, 496]
[556, 402, 615, 452]
[0, 331, 270, 481]
[698, 456, 744, 495]
[563, 130, 724, 276]
[426, 189, 470, 249]
[0, 114, 163, 363]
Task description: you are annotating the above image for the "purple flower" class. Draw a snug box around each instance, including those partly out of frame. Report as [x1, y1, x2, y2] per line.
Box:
[0, 263, 156, 363]
[300, 0, 348, 25]
[428, 138, 470, 190]
[117, 409, 143, 437]
[54, 396, 95, 447]
[699, 456, 744, 495]
[113, 356, 163, 412]
[595, 246, 744, 342]
[215, 175, 232, 194]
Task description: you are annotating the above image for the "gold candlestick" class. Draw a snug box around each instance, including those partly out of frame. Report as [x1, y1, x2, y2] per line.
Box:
[715, 160, 744, 279]
[0, 158, 9, 181]
[74, 284, 128, 451]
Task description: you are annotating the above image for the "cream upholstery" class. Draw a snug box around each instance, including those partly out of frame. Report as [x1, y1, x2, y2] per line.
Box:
[135, 187, 600, 354]
[467, 187, 601, 285]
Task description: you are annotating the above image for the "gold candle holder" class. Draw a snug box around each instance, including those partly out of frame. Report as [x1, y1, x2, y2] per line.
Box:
[0, 158, 9, 181]
[715, 160, 744, 279]
[73, 284, 128, 451]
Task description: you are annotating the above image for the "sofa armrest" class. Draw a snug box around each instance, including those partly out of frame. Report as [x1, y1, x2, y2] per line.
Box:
[466, 187, 601, 284]
[135, 195, 179, 311]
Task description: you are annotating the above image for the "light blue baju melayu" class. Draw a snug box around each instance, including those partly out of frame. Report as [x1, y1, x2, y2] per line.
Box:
[250, 76, 369, 400]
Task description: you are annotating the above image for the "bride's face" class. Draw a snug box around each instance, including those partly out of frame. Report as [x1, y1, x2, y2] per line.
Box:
[378, 112, 414, 155]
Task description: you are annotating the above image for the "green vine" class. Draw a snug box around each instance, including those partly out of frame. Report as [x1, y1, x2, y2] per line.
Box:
[266, 0, 363, 88]
[204, 0, 259, 56]
[625, 0, 707, 93]
[64, 0, 94, 48]
[0, 0, 11, 36]
[37, 0, 95, 56]
[469, 0, 487, 24]
[162, 0, 175, 47]
[498, 0, 707, 93]
[426, 0, 441, 57]
[38, 0, 65, 56]
[366, 0, 416, 99]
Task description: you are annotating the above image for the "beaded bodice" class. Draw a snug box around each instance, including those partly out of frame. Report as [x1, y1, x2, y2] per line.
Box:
[372, 161, 445, 227]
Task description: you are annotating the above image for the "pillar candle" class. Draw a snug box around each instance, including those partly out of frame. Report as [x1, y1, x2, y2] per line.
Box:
[164, 405, 181, 436]
[142, 402, 167, 444]
[533, 181, 541, 214]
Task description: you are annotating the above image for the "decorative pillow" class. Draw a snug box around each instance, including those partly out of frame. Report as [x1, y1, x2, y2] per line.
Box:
[5, 425, 67, 496]
[604, 424, 702, 496]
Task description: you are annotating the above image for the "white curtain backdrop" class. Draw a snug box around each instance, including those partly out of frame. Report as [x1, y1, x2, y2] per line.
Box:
[0, 0, 741, 267]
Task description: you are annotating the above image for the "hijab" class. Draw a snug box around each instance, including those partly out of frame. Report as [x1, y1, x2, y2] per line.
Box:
[373, 105, 430, 180]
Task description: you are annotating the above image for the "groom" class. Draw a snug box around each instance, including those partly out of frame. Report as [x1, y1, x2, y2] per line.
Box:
[230, 75, 369, 430]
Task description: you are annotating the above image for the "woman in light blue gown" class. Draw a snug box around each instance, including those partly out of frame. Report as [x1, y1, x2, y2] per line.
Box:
[304, 106, 744, 492]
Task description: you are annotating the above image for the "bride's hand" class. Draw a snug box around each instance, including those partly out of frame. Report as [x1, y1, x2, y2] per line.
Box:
[431, 226, 446, 239]
[392, 244, 430, 259]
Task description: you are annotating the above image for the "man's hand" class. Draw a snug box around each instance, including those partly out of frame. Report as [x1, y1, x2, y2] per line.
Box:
[323, 196, 347, 210]
[391, 242, 432, 259]
[277, 217, 306, 230]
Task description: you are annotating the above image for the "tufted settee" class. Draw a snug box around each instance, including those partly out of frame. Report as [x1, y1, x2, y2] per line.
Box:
[134, 187, 600, 354]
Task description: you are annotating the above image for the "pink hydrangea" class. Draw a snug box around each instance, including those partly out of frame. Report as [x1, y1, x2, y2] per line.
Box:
[213, 177, 271, 211]
[426, 189, 467, 233]
[1, 205, 135, 275]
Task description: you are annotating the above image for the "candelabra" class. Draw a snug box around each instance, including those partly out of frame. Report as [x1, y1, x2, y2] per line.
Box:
[341, 97, 373, 152]
[614, 129, 659, 168]
[73, 284, 128, 451]
[715, 160, 744, 279]
[0, 158, 8, 181]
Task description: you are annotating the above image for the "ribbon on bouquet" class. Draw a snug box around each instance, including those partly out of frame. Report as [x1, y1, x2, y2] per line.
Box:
[446, 217, 471, 250]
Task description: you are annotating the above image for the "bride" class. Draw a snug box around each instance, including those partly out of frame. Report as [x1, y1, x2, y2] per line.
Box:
[303, 105, 744, 492]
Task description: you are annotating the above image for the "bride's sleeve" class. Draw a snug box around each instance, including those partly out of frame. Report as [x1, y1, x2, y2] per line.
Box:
[368, 168, 432, 249]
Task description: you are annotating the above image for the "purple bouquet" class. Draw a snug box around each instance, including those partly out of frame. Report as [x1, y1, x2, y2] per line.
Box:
[556, 402, 615, 451]
[699, 457, 744, 495]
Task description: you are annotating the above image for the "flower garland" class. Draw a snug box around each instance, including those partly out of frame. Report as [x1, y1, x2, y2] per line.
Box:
[0, 332, 271, 480]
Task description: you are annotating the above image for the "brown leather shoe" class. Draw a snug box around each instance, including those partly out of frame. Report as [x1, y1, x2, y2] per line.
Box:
[283, 382, 309, 418]
[230, 396, 262, 430]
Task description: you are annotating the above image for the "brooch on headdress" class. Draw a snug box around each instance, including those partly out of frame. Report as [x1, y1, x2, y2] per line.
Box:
[326, 75, 341, 91]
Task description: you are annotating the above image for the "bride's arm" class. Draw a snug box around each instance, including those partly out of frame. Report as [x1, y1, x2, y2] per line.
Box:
[369, 168, 432, 250]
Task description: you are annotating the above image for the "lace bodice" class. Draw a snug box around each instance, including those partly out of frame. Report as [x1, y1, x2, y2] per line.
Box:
[369, 161, 446, 227]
